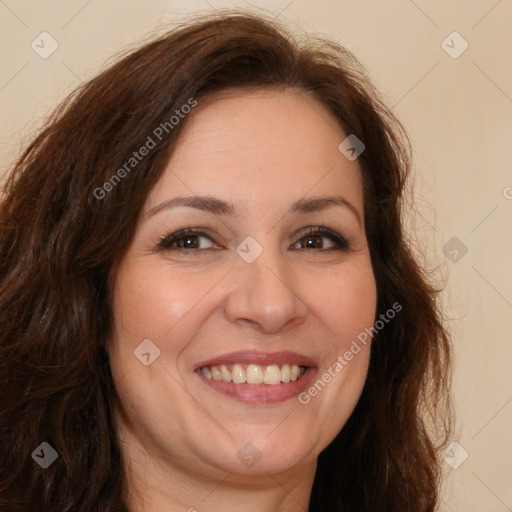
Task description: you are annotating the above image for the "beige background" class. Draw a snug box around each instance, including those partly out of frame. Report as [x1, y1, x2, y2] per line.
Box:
[1, 0, 511, 510]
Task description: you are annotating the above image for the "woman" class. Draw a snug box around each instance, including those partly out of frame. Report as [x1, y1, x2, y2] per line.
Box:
[0, 11, 452, 512]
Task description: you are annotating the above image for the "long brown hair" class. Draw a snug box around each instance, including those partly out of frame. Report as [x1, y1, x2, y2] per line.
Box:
[0, 10, 452, 511]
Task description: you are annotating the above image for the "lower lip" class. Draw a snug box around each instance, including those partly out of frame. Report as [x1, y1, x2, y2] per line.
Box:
[197, 368, 317, 405]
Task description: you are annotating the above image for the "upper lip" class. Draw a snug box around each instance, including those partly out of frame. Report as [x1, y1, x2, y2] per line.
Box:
[194, 350, 316, 370]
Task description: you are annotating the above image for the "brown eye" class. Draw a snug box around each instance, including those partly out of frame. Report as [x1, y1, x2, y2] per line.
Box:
[292, 227, 349, 251]
[297, 235, 328, 249]
[158, 229, 218, 251]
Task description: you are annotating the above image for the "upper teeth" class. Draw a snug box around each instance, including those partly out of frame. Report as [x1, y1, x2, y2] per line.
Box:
[201, 364, 305, 385]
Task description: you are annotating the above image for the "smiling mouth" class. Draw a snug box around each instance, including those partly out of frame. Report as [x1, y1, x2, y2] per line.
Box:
[195, 350, 315, 404]
[200, 363, 307, 385]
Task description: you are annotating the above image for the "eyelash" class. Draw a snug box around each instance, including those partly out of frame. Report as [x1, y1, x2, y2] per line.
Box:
[157, 226, 350, 253]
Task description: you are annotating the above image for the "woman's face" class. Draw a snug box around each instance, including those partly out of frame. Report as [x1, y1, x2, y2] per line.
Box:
[108, 89, 377, 480]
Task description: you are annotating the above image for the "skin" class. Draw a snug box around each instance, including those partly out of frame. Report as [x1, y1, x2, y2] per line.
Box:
[108, 88, 377, 512]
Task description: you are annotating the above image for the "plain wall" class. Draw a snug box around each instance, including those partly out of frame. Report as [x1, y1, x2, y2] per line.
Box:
[1, 1, 511, 510]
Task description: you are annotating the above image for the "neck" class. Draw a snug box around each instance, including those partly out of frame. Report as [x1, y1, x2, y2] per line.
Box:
[120, 436, 316, 512]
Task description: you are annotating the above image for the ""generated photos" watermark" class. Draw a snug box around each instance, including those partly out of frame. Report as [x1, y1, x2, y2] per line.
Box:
[93, 98, 197, 200]
[298, 302, 402, 404]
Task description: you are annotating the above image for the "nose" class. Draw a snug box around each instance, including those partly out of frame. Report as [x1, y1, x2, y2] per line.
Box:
[224, 248, 308, 335]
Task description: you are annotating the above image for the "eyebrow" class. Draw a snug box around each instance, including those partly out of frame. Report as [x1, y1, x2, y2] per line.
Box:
[146, 194, 362, 226]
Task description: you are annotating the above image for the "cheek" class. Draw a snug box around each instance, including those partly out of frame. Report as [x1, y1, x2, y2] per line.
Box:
[294, 263, 376, 445]
[306, 262, 377, 348]
[111, 260, 222, 344]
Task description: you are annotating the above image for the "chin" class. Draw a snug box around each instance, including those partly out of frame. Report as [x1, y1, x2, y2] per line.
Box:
[209, 430, 319, 477]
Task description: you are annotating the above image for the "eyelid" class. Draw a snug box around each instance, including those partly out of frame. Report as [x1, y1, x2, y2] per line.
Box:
[157, 227, 221, 252]
[291, 226, 350, 250]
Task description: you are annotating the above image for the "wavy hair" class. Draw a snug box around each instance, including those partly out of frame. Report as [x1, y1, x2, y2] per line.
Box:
[0, 10, 452, 511]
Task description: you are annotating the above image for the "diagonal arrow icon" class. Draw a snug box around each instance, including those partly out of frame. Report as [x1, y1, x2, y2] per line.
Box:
[237, 442, 262, 468]
[31, 31, 59, 59]
[441, 32, 468, 59]
[442, 236, 467, 263]
[339, 134, 365, 161]
[236, 236, 263, 263]
[31, 442, 58, 468]
[442, 441, 468, 469]
[134, 339, 161, 366]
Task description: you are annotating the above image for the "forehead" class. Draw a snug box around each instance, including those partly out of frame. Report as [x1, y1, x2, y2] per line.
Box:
[147, 88, 363, 212]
